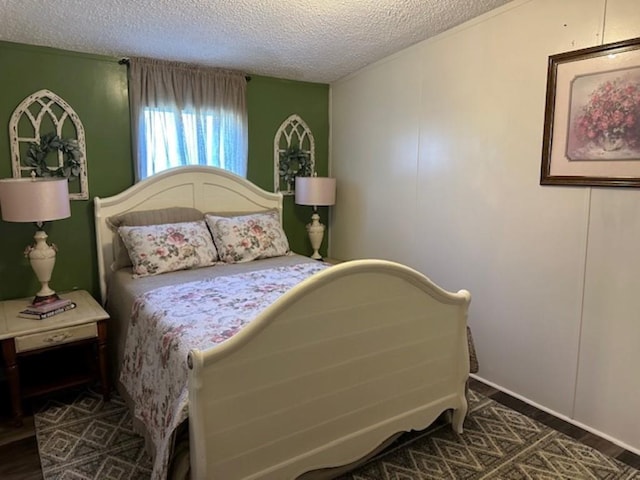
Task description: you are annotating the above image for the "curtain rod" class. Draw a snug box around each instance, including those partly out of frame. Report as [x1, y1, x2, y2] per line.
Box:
[118, 58, 251, 81]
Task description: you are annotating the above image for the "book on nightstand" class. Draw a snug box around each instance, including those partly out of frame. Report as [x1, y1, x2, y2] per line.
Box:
[18, 299, 77, 320]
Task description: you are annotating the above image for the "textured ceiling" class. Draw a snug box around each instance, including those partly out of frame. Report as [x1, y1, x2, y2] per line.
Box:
[0, 0, 511, 83]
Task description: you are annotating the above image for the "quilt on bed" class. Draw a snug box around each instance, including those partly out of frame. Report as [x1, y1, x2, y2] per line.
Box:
[120, 262, 329, 480]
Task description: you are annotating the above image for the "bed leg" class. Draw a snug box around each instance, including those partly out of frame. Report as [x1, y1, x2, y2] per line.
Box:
[451, 397, 468, 434]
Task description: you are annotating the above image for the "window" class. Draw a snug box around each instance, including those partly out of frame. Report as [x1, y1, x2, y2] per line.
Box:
[139, 107, 244, 178]
[128, 58, 248, 181]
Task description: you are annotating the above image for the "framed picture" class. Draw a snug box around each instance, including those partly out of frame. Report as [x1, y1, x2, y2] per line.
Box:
[540, 37, 640, 187]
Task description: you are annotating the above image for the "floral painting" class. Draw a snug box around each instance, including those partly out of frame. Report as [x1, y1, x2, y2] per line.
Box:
[540, 37, 640, 187]
[567, 67, 640, 160]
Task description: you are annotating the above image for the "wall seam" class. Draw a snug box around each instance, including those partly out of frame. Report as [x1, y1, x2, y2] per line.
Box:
[571, 187, 592, 419]
[571, 0, 607, 419]
[600, 0, 608, 43]
[413, 58, 424, 260]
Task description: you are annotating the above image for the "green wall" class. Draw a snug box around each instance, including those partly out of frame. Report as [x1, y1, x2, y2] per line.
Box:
[0, 41, 329, 301]
[247, 76, 330, 257]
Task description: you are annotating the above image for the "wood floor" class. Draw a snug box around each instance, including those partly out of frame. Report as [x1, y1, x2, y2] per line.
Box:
[0, 378, 638, 479]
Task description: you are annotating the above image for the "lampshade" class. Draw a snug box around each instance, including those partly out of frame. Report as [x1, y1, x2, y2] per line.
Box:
[295, 177, 336, 207]
[0, 177, 70, 223]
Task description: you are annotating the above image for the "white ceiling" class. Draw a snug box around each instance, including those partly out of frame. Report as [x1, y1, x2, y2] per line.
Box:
[0, 0, 511, 83]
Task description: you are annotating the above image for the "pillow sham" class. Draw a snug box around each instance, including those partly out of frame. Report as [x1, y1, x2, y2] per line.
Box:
[205, 210, 290, 263]
[107, 207, 204, 270]
[118, 220, 218, 278]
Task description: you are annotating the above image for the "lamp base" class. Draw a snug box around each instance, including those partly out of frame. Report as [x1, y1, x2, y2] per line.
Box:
[27, 229, 59, 306]
[306, 212, 325, 260]
[32, 293, 61, 307]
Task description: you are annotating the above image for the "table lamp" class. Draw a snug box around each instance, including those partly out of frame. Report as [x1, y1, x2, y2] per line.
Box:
[0, 177, 70, 305]
[295, 175, 336, 260]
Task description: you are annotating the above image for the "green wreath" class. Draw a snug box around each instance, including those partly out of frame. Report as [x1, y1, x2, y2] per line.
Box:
[279, 146, 312, 190]
[26, 132, 83, 178]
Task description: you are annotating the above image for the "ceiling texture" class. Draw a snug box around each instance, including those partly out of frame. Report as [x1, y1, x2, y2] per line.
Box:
[0, 0, 511, 83]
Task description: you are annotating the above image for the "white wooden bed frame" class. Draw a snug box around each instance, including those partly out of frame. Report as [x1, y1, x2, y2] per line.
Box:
[94, 165, 471, 480]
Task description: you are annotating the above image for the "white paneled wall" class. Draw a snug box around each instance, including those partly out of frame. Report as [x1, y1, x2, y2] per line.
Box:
[331, 48, 423, 267]
[330, 0, 640, 453]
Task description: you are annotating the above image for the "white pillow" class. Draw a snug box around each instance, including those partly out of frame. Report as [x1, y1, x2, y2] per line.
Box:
[118, 220, 218, 277]
[205, 211, 290, 263]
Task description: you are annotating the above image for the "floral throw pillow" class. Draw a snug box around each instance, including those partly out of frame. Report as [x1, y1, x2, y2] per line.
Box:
[205, 211, 290, 263]
[107, 207, 204, 271]
[118, 221, 218, 277]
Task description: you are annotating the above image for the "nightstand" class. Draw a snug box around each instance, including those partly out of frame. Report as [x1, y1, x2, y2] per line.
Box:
[0, 290, 110, 426]
[322, 258, 344, 265]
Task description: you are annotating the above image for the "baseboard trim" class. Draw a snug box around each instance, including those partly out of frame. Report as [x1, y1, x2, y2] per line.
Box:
[470, 373, 640, 457]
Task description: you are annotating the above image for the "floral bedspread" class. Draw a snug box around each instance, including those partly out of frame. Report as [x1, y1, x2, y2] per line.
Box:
[119, 262, 328, 480]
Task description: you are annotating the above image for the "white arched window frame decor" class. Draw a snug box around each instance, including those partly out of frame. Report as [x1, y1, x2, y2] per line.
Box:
[273, 114, 315, 195]
[9, 89, 88, 200]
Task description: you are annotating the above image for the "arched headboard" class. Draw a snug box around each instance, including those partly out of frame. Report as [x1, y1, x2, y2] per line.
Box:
[94, 166, 283, 304]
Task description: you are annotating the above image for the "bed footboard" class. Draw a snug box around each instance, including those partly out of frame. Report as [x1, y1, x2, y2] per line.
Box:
[187, 260, 470, 480]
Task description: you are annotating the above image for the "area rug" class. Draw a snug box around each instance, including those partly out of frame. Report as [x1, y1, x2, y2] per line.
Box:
[335, 390, 640, 479]
[34, 388, 639, 480]
[34, 388, 152, 479]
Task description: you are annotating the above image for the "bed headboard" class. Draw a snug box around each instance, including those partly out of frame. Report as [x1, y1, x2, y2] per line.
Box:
[94, 166, 283, 304]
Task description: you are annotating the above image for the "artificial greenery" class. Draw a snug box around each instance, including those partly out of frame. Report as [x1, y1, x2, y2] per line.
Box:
[279, 145, 312, 190]
[25, 132, 83, 178]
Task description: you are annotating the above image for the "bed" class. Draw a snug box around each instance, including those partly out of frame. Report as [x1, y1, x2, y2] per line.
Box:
[93, 165, 471, 480]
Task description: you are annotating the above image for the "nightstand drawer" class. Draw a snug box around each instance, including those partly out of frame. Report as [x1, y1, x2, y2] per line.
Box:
[15, 323, 98, 353]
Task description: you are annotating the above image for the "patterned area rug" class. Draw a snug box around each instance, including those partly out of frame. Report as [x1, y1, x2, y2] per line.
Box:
[34, 388, 152, 479]
[34, 388, 639, 480]
[336, 390, 640, 480]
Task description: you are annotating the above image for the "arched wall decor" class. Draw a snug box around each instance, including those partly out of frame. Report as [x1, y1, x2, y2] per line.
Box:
[273, 114, 315, 195]
[9, 89, 88, 200]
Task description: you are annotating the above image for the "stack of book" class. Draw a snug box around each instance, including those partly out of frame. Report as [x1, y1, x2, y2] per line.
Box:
[18, 298, 77, 320]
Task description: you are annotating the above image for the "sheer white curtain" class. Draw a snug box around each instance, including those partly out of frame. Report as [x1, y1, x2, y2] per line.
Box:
[128, 58, 248, 180]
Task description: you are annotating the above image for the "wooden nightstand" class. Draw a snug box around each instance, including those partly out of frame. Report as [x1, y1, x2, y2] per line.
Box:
[0, 290, 110, 426]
